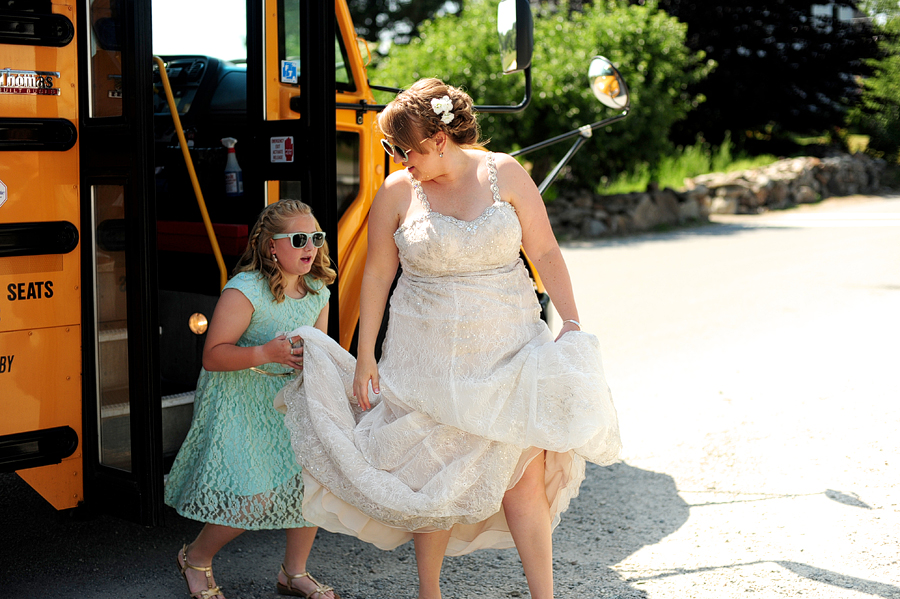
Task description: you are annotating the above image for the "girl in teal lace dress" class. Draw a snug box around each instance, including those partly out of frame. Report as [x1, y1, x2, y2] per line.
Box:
[165, 200, 339, 599]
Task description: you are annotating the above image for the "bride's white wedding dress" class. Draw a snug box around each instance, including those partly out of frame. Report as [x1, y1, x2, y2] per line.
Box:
[276, 152, 620, 556]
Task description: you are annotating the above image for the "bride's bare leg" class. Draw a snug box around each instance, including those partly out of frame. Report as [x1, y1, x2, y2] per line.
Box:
[502, 452, 554, 599]
[413, 528, 452, 599]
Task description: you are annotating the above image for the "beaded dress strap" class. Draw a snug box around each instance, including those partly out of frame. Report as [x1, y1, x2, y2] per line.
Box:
[408, 170, 431, 213]
[486, 152, 501, 204]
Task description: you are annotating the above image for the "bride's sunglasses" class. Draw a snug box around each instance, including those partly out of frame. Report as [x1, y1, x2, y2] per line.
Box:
[381, 138, 411, 162]
[272, 231, 327, 249]
[380, 136, 432, 162]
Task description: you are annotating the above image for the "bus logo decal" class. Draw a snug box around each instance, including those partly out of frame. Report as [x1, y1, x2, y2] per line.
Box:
[0, 179, 6, 209]
[0, 69, 61, 96]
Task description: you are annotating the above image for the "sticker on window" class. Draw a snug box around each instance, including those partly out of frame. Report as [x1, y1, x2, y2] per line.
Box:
[280, 61, 298, 85]
[271, 137, 295, 163]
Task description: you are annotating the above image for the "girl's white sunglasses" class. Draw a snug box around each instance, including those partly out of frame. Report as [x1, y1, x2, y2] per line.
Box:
[272, 231, 326, 248]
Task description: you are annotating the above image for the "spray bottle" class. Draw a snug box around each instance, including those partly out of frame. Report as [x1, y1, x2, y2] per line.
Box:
[221, 137, 243, 197]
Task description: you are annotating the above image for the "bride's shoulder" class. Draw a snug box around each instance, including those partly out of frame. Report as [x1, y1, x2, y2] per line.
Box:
[372, 169, 414, 225]
[378, 169, 414, 201]
[486, 151, 524, 171]
[486, 152, 531, 184]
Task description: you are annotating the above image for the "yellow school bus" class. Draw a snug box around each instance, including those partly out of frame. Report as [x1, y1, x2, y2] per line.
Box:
[0, 0, 535, 524]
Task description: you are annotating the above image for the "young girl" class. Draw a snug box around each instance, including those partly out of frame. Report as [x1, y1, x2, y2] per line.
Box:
[165, 200, 339, 599]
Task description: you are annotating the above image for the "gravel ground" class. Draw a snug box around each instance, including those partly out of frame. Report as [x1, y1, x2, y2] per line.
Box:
[1, 195, 898, 599]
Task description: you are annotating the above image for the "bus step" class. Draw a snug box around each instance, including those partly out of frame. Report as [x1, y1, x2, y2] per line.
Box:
[98, 391, 195, 457]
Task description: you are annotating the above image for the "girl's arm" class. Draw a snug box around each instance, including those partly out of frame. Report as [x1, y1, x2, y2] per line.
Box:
[313, 302, 329, 334]
[202, 288, 301, 371]
[495, 153, 581, 340]
[353, 177, 403, 409]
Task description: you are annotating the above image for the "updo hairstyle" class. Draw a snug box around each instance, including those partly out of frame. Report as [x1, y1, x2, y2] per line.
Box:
[378, 78, 484, 154]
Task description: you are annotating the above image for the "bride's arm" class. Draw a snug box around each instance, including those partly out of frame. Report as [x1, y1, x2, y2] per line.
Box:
[494, 153, 581, 339]
[353, 177, 403, 408]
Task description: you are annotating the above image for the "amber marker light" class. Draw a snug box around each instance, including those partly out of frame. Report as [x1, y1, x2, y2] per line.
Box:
[188, 313, 209, 335]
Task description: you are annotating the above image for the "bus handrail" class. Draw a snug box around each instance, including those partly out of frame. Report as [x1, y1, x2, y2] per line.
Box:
[152, 56, 228, 290]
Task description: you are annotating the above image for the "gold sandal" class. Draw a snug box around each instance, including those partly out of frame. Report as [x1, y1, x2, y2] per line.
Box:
[176, 544, 224, 599]
[276, 564, 340, 599]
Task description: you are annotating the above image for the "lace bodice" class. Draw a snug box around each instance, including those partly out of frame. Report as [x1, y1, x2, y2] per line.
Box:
[393, 153, 522, 277]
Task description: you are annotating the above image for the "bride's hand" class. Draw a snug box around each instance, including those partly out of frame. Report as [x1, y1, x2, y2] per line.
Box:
[353, 354, 379, 411]
[554, 320, 580, 342]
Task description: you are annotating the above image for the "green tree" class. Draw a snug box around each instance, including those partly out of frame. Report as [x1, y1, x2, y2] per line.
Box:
[639, 0, 880, 147]
[857, 0, 900, 22]
[850, 17, 900, 160]
[347, 0, 462, 45]
[372, 0, 710, 188]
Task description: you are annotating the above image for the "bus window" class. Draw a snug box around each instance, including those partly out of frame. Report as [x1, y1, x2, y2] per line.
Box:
[279, 2, 354, 91]
[336, 131, 360, 221]
[280, 0, 300, 77]
[274, 131, 359, 222]
[91, 185, 131, 472]
[88, 0, 124, 118]
[335, 28, 354, 91]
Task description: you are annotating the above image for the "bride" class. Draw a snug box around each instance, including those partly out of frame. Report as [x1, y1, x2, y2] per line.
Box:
[276, 78, 621, 599]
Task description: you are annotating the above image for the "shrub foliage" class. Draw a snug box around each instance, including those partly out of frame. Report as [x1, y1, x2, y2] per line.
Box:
[370, 0, 710, 188]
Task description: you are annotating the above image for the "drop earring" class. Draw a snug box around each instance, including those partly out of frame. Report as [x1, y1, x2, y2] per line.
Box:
[273, 254, 279, 263]
[440, 151, 444, 158]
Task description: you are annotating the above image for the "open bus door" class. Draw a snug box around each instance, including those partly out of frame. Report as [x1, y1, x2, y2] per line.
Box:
[82, 0, 343, 526]
[77, 0, 162, 524]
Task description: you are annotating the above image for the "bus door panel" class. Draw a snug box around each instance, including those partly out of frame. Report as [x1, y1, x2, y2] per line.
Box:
[249, 0, 337, 332]
[78, 0, 162, 525]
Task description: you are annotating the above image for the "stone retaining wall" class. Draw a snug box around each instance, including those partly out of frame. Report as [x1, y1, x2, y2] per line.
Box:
[546, 153, 887, 238]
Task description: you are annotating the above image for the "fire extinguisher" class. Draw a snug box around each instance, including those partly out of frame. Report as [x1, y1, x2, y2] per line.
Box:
[221, 137, 243, 197]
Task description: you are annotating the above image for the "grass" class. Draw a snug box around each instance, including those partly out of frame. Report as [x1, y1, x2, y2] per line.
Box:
[600, 134, 779, 195]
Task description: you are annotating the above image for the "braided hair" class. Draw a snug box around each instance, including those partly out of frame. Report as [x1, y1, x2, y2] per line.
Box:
[232, 199, 336, 303]
[378, 78, 485, 154]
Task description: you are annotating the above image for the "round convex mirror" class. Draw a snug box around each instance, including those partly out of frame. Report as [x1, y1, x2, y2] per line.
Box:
[588, 56, 629, 110]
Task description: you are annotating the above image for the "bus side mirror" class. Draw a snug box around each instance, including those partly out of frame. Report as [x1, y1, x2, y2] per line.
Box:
[589, 56, 630, 111]
[498, 0, 533, 74]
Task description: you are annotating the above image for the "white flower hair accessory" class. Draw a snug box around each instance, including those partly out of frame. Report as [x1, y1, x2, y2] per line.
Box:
[431, 95, 455, 124]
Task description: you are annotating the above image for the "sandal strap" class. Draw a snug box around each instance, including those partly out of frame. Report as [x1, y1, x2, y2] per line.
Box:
[280, 565, 334, 597]
[193, 588, 223, 599]
[180, 545, 215, 575]
[180, 544, 222, 599]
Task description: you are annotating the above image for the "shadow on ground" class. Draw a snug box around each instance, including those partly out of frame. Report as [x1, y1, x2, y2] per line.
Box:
[0, 461, 688, 599]
[548, 461, 690, 598]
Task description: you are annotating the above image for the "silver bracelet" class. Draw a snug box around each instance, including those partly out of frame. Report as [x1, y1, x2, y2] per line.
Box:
[562, 319, 581, 330]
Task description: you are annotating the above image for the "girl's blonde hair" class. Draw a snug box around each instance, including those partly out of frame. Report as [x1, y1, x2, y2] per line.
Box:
[233, 199, 336, 303]
[378, 78, 484, 154]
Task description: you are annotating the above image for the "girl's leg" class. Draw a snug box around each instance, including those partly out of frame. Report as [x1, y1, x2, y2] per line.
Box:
[179, 523, 244, 599]
[413, 528, 452, 599]
[502, 452, 554, 599]
[279, 527, 337, 599]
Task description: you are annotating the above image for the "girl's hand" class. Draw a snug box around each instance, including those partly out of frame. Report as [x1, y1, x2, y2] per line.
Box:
[266, 334, 304, 370]
[352, 354, 379, 411]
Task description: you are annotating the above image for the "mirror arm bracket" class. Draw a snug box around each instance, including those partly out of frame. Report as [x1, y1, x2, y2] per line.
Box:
[511, 109, 629, 157]
[473, 67, 532, 114]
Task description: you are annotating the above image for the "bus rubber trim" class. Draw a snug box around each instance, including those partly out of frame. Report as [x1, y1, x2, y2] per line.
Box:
[0, 11, 74, 47]
[0, 426, 79, 473]
[0, 118, 78, 152]
[0, 221, 79, 258]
